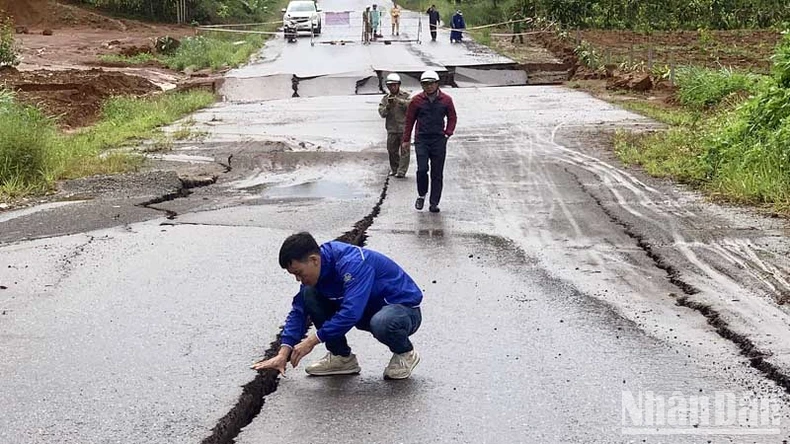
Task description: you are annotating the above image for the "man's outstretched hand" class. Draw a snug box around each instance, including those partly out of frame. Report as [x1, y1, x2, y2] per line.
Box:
[250, 334, 320, 374]
[250, 349, 289, 375]
[290, 334, 320, 368]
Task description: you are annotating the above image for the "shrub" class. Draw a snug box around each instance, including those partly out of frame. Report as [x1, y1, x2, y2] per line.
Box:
[674, 66, 762, 109]
[0, 101, 55, 187]
[0, 15, 20, 67]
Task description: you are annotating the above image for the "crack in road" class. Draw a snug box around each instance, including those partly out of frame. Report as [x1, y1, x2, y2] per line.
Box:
[335, 176, 390, 245]
[54, 234, 99, 287]
[200, 176, 391, 444]
[567, 167, 790, 395]
[136, 175, 218, 220]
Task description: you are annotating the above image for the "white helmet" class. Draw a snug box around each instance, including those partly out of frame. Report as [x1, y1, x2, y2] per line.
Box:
[420, 70, 440, 82]
[385, 73, 402, 84]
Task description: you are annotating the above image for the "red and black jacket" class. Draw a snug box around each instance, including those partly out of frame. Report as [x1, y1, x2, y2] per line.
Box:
[402, 89, 457, 143]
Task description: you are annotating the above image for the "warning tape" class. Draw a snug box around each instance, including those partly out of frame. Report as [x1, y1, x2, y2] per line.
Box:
[196, 27, 283, 35]
[489, 30, 549, 37]
[198, 20, 284, 28]
[435, 17, 534, 33]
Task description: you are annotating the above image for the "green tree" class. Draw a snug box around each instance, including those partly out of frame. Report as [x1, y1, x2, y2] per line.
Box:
[0, 16, 20, 67]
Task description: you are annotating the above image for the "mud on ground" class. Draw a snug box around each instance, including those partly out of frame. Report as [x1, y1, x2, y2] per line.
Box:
[495, 28, 780, 95]
[0, 1, 200, 127]
[0, 67, 162, 127]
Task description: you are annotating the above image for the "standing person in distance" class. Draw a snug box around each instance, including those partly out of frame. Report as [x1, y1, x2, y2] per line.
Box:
[390, 2, 401, 36]
[402, 71, 457, 213]
[450, 9, 465, 43]
[378, 73, 412, 178]
[426, 4, 440, 41]
[371, 4, 381, 40]
[511, 10, 525, 44]
[362, 5, 372, 44]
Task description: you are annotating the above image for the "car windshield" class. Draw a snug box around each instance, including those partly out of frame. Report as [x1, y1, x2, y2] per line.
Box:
[287, 2, 315, 12]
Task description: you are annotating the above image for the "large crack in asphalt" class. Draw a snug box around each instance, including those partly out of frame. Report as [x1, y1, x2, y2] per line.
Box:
[137, 154, 231, 219]
[136, 175, 218, 220]
[200, 176, 390, 444]
[566, 167, 790, 395]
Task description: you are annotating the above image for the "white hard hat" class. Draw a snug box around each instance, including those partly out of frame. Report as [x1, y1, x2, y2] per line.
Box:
[420, 70, 440, 82]
[385, 73, 401, 84]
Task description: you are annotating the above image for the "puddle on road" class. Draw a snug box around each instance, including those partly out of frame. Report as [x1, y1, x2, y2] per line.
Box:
[388, 228, 446, 237]
[149, 153, 216, 164]
[261, 180, 367, 200]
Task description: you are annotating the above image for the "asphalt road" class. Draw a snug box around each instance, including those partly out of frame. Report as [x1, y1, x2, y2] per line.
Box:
[2, 0, 790, 443]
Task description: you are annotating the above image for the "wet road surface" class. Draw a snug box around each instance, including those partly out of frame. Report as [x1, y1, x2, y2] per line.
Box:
[220, 0, 522, 101]
[2, 1, 790, 443]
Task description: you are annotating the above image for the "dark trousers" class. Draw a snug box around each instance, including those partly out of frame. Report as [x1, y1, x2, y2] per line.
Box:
[304, 288, 422, 355]
[430, 24, 437, 40]
[511, 33, 524, 44]
[415, 137, 447, 206]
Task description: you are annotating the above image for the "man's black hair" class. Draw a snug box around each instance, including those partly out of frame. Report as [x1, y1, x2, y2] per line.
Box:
[279, 232, 320, 269]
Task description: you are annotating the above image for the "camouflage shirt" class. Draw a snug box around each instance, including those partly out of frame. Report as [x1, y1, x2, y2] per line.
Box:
[378, 89, 411, 134]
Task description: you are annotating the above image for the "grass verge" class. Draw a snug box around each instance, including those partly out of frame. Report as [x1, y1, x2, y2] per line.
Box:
[163, 33, 266, 71]
[0, 90, 215, 200]
[98, 0, 288, 72]
[608, 41, 790, 214]
[98, 33, 266, 71]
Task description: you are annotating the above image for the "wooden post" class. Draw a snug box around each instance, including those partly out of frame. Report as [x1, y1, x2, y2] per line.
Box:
[647, 46, 653, 70]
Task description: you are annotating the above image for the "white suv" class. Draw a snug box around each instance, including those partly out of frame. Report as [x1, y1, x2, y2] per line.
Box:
[282, 1, 322, 34]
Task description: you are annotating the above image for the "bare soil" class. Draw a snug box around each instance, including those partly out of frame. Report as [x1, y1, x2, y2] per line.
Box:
[581, 29, 781, 74]
[0, 67, 160, 127]
[493, 28, 780, 97]
[0, 0, 201, 127]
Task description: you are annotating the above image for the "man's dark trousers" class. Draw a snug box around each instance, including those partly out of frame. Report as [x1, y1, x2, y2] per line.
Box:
[303, 287, 422, 355]
[415, 136, 447, 206]
[430, 24, 437, 41]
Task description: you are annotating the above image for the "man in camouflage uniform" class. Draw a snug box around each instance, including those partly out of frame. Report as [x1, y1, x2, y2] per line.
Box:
[378, 73, 411, 178]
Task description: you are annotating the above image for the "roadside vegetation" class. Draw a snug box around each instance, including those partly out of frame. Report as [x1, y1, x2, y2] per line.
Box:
[0, 90, 214, 198]
[614, 32, 790, 212]
[100, 33, 266, 71]
[0, 14, 19, 67]
[91, 0, 288, 72]
[405, 0, 790, 214]
[72, 0, 275, 23]
[398, 0, 790, 29]
[0, 0, 292, 201]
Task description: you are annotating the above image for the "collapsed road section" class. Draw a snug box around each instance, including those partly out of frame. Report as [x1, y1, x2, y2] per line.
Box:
[216, 6, 563, 102]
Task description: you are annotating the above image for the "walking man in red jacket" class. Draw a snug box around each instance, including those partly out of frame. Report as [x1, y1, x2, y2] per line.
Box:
[401, 70, 457, 213]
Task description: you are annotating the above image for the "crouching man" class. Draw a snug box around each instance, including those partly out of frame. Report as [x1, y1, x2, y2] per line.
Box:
[251, 232, 423, 380]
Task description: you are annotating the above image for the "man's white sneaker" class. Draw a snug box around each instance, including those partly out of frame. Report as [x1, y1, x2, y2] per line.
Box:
[383, 350, 420, 380]
[305, 352, 361, 376]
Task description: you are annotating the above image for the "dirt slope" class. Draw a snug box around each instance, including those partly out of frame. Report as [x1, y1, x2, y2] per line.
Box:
[0, 0, 129, 30]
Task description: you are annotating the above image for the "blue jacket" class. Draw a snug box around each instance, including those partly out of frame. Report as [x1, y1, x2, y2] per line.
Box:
[280, 241, 423, 347]
[452, 13, 465, 30]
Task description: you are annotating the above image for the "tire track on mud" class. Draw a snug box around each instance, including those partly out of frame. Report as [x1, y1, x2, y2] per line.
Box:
[566, 167, 790, 395]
